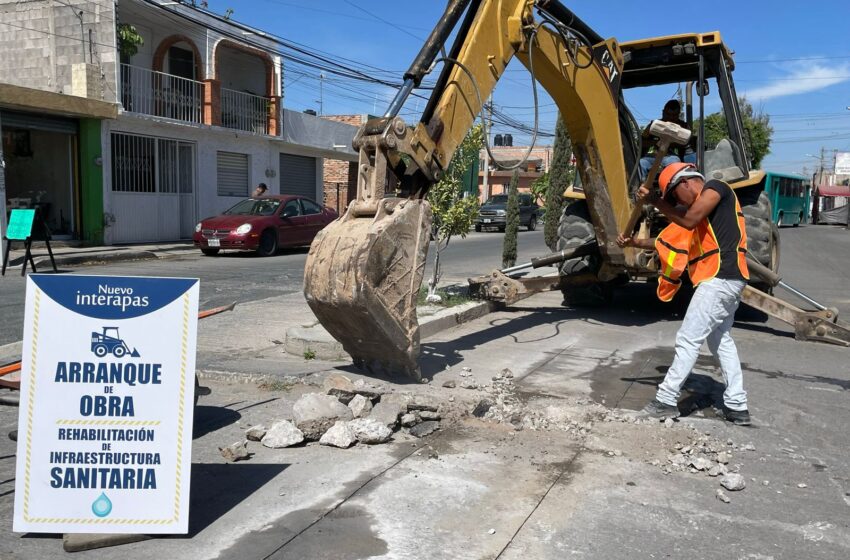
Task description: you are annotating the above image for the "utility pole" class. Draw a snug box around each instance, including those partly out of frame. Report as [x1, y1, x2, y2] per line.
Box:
[482, 97, 492, 201]
[318, 72, 325, 116]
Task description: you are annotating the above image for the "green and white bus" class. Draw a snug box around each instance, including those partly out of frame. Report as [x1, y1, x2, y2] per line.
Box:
[764, 172, 810, 226]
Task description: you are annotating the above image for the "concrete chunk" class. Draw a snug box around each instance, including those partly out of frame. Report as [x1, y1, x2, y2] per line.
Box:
[262, 420, 305, 448]
[348, 418, 392, 444]
[293, 393, 353, 440]
[319, 421, 357, 448]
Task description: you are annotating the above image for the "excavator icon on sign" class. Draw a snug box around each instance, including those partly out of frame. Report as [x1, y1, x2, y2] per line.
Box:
[90, 327, 140, 358]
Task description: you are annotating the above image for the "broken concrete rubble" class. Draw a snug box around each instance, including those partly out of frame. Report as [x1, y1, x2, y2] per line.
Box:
[322, 374, 357, 403]
[219, 441, 250, 462]
[348, 394, 373, 418]
[348, 418, 393, 444]
[720, 473, 746, 491]
[262, 420, 305, 448]
[245, 425, 267, 442]
[319, 421, 357, 448]
[410, 421, 440, 438]
[369, 395, 408, 428]
[293, 393, 353, 440]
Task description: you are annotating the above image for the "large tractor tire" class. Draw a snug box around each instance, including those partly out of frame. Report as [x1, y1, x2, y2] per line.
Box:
[741, 191, 780, 291]
[556, 200, 611, 306]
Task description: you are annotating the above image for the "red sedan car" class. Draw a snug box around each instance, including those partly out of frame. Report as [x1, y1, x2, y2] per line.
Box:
[193, 195, 338, 256]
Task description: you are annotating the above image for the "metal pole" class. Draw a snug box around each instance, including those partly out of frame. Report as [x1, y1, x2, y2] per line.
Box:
[778, 280, 827, 311]
[482, 97, 490, 202]
[383, 78, 416, 119]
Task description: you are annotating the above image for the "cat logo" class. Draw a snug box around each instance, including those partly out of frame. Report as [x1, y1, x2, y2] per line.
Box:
[592, 43, 622, 103]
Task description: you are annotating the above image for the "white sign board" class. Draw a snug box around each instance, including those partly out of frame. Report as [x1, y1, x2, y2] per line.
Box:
[835, 152, 850, 176]
[14, 275, 199, 534]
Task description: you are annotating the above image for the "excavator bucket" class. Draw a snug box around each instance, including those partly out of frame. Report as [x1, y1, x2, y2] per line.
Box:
[304, 200, 432, 380]
[304, 118, 433, 380]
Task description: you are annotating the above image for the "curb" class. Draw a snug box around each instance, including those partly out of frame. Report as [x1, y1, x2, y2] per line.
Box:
[284, 300, 498, 361]
[0, 341, 22, 365]
[7, 250, 160, 269]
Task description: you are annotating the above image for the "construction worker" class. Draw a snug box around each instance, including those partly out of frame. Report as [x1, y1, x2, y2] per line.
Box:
[617, 163, 752, 426]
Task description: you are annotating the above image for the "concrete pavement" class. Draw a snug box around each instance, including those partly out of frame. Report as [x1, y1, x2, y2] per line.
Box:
[0, 225, 848, 558]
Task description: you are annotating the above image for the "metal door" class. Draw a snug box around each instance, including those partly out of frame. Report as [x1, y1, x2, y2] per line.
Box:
[279, 153, 317, 198]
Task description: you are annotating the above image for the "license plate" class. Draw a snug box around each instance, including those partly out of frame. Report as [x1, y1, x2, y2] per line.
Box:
[483, 219, 491, 224]
[208, 238, 221, 247]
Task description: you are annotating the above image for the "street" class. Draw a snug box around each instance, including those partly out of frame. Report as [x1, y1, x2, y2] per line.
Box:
[0, 229, 548, 347]
[1, 224, 849, 559]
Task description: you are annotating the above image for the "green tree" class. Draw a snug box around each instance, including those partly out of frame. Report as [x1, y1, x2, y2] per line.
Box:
[699, 97, 773, 169]
[116, 23, 144, 59]
[502, 170, 520, 268]
[425, 124, 484, 301]
[529, 170, 549, 206]
[545, 113, 573, 250]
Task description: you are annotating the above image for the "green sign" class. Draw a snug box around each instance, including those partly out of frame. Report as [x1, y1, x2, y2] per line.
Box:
[6, 209, 35, 240]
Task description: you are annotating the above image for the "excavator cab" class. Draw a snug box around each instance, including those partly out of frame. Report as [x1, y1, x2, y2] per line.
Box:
[304, 0, 776, 379]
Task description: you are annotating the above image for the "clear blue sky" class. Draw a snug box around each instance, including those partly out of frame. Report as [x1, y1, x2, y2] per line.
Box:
[206, 0, 850, 176]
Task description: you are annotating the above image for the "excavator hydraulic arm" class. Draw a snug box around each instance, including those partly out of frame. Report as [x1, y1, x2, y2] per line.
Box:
[304, 0, 643, 378]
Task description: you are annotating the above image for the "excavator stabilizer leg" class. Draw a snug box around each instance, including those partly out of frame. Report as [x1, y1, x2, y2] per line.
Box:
[304, 198, 432, 380]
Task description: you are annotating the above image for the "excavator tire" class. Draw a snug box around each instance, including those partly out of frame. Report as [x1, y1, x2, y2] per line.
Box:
[556, 200, 611, 306]
[741, 191, 780, 293]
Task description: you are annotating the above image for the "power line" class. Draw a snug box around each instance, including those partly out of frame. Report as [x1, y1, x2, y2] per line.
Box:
[341, 0, 426, 41]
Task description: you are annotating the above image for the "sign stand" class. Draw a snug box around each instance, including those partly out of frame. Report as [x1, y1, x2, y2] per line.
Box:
[1, 208, 57, 276]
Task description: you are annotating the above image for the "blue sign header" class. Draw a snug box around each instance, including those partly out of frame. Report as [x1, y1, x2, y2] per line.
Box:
[31, 275, 198, 319]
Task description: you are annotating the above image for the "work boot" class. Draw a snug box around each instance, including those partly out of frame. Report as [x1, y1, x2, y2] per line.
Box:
[722, 407, 751, 426]
[640, 398, 680, 420]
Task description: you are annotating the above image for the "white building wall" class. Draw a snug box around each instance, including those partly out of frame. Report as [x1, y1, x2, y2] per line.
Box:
[101, 115, 326, 243]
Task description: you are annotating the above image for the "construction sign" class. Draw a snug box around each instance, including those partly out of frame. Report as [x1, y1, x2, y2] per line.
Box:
[13, 275, 199, 534]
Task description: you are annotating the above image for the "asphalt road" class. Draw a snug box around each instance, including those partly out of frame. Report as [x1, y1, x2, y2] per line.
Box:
[2, 224, 850, 558]
[0, 229, 549, 348]
[2, 224, 848, 349]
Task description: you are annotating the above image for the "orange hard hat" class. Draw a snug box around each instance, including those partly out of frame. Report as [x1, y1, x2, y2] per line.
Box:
[659, 162, 702, 199]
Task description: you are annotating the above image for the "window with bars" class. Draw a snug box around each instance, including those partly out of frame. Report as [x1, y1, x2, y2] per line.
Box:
[217, 151, 250, 197]
[111, 133, 155, 193]
[111, 132, 195, 194]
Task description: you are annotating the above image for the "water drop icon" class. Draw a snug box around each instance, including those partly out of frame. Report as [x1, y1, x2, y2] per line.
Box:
[92, 492, 112, 518]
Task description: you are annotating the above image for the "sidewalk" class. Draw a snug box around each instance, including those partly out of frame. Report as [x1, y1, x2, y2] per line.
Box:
[2, 240, 197, 271]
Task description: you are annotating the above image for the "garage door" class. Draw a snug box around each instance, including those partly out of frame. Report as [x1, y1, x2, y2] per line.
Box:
[279, 153, 317, 199]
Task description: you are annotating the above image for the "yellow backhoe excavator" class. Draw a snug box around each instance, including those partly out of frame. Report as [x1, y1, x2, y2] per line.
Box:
[304, 0, 850, 379]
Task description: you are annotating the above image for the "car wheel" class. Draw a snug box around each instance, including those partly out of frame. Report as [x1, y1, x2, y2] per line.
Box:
[527, 216, 537, 231]
[499, 225, 506, 233]
[475, 224, 482, 232]
[201, 248, 220, 256]
[256, 229, 278, 257]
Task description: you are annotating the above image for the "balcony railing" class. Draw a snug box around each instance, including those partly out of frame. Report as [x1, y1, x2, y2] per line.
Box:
[119, 63, 203, 124]
[221, 88, 270, 134]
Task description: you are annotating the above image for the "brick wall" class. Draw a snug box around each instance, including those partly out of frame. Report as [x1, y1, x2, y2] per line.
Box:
[320, 114, 366, 213]
[0, 0, 117, 102]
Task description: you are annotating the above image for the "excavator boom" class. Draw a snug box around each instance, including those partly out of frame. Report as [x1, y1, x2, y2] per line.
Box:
[304, 0, 636, 378]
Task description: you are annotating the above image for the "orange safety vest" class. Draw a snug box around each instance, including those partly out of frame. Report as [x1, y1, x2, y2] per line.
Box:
[654, 195, 749, 302]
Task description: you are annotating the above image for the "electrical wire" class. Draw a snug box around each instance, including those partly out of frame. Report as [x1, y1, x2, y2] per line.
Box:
[427, 26, 542, 172]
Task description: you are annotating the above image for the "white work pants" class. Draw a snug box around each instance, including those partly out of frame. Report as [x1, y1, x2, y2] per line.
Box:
[656, 277, 748, 411]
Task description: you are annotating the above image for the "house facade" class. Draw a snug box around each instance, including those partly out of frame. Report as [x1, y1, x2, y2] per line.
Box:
[0, 0, 358, 245]
[478, 145, 553, 202]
